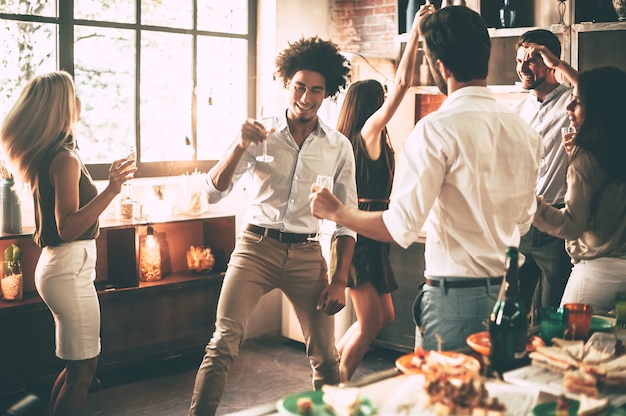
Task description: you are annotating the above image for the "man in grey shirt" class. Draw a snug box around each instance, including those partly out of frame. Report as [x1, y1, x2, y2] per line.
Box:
[513, 29, 573, 321]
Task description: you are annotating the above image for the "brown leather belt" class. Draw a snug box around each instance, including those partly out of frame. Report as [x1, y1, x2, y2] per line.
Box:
[425, 277, 503, 288]
[246, 224, 314, 243]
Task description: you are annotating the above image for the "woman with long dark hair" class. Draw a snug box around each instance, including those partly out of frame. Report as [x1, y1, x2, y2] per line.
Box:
[533, 66, 626, 314]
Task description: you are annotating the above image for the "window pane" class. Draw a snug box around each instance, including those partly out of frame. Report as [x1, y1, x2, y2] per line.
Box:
[0, 20, 57, 118]
[0, 0, 56, 17]
[197, 0, 247, 34]
[141, 0, 192, 29]
[140, 32, 192, 162]
[196, 37, 248, 160]
[74, 26, 136, 164]
[74, 0, 135, 23]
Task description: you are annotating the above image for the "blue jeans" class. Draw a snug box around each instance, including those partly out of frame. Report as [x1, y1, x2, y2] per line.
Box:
[413, 277, 501, 351]
[519, 225, 573, 314]
[188, 230, 339, 416]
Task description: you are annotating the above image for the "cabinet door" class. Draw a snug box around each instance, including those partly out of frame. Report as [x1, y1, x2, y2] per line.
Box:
[572, 23, 626, 72]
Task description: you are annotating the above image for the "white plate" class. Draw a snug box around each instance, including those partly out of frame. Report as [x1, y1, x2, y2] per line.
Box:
[375, 374, 538, 416]
[503, 365, 626, 407]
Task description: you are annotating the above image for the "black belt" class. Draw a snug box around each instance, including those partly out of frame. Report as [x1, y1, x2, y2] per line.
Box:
[425, 277, 503, 288]
[245, 224, 314, 243]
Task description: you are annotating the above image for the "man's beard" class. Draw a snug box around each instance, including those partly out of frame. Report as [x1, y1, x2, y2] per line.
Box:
[522, 76, 546, 91]
[430, 63, 448, 96]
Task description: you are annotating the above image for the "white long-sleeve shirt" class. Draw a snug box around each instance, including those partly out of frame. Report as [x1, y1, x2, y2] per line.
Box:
[206, 112, 358, 239]
[383, 87, 542, 277]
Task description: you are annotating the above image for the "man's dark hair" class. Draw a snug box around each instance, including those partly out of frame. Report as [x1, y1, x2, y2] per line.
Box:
[274, 36, 351, 99]
[515, 29, 562, 58]
[419, 6, 490, 82]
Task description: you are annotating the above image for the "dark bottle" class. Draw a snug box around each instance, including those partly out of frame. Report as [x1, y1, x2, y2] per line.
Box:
[499, 0, 516, 28]
[489, 246, 528, 375]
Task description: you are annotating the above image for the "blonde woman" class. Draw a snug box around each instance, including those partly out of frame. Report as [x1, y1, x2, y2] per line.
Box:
[1, 71, 136, 416]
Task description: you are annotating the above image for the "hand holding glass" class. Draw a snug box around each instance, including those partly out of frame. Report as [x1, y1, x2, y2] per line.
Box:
[256, 116, 277, 163]
[309, 175, 334, 241]
[561, 126, 576, 154]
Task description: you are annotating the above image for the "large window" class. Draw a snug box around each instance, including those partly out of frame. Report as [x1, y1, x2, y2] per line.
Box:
[1, 0, 255, 179]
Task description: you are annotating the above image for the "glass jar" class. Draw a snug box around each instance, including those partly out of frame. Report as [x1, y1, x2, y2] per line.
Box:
[139, 225, 162, 282]
[1, 260, 23, 301]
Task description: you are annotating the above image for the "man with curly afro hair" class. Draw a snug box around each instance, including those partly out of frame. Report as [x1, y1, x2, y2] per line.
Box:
[188, 36, 358, 416]
[274, 36, 350, 100]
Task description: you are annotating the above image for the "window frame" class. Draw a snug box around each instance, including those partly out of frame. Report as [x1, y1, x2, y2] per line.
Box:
[1, 0, 257, 180]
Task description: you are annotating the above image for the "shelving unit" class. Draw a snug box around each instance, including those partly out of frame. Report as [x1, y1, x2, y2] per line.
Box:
[0, 213, 235, 395]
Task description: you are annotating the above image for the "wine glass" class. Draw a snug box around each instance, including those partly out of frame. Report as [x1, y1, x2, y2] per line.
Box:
[561, 126, 576, 154]
[256, 116, 277, 163]
[308, 175, 334, 242]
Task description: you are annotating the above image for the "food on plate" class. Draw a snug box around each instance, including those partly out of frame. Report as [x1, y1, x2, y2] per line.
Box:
[296, 396, 313, 415]
[552, 338, 585, 361]
[529, 345, 581, 371]
[528, 333, 626, 396]
[321, 385, 361, 416]
[563, 369, 599, 397]
[423, 377, 507, 416]
[577, 395, 609, 416]
[556, 394, 572, 416]
[410, 348, 480, 381]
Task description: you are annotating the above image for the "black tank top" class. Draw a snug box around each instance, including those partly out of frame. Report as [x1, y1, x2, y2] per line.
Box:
[32, 135, 99, 247]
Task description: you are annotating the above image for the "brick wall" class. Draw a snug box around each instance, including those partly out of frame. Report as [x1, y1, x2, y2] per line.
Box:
[330, 0, 399, 58]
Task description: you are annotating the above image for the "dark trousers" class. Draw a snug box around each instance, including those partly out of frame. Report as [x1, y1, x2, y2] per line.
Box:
[519, 225, 573, 323]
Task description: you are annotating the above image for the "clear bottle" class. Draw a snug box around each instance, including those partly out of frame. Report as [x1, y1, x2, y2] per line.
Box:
[118, 182, 136, 220]
[489, 246, 529, 375]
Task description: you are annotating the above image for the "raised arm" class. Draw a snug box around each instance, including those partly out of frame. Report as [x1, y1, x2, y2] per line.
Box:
[360, 4, 435, 159]
[521, 42, 579, 87]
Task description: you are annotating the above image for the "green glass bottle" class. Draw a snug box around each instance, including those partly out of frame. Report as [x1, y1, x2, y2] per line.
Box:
[489, 246, 529, 375]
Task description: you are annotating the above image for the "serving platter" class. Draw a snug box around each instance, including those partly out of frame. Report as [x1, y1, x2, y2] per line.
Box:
[395, 350, 481, 376]
[503, 365, 626, 407]
[466, 331, 544, 356]
[276, 390, 375, 416]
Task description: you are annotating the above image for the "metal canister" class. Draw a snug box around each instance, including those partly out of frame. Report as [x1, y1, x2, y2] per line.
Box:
[0, 178, 22, 234]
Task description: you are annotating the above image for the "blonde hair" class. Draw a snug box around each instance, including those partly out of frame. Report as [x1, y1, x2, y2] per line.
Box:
[0, 70, 79, 187]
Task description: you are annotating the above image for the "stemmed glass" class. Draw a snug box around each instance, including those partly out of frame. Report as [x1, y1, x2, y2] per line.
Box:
[256, 115, 277, 163]
[561, 126, 576, 154]
[308, 175, 334, 242]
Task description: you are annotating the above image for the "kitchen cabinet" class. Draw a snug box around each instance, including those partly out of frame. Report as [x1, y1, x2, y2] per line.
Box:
[374, 241, 426, 352]
[0, 214, 235, 395]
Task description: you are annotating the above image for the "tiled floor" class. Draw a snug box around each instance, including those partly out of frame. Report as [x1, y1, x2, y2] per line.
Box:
[1, 336, 402, 416]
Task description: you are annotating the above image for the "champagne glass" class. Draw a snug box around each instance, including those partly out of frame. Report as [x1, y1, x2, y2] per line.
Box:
[256, 115, 277, 163]
[561, 126, 576, 154]
[308, 175, 334, 242]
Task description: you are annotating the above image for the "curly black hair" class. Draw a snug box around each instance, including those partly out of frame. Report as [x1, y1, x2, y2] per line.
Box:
[274, 36, 351, 99]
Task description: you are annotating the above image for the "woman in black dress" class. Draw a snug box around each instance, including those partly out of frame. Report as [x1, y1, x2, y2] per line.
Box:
[332, 3, 433, 381]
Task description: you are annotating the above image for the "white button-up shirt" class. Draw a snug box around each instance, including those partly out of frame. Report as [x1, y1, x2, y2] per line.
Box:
[206, 112, 358, 239]
[383, 87, 542, 277]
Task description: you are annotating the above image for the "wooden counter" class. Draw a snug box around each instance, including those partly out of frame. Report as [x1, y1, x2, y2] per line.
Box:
[0, 213, 235, 395]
